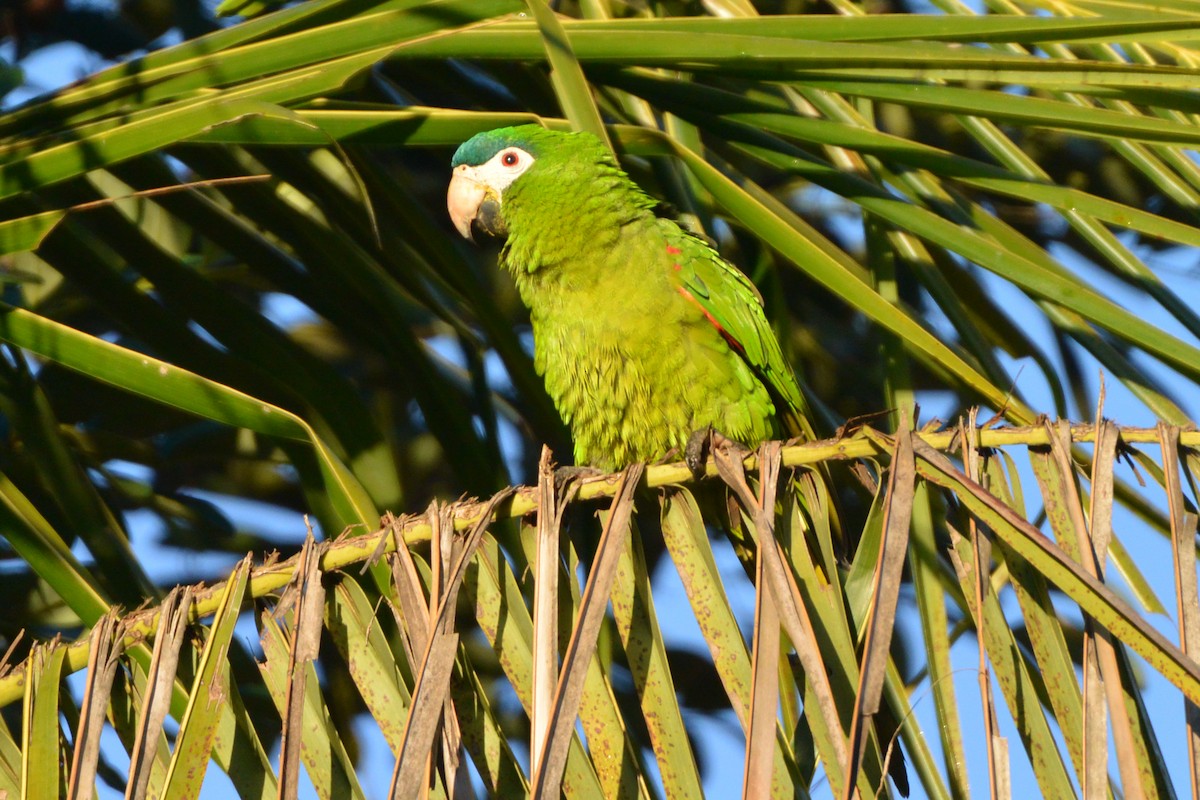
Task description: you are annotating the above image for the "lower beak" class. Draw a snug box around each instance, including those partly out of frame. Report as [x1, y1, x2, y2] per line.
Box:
[448, 166, 486, 241]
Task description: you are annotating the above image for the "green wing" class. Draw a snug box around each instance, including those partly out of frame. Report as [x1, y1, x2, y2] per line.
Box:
[660, 221, 816, 440]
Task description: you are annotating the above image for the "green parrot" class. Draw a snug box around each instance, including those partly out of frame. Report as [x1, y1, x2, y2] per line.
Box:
[448, 126, 913, 796]
[448, 125, 814, 471]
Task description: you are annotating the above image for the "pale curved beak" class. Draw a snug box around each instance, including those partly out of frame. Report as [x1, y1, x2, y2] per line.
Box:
[448, 164, 486, 241]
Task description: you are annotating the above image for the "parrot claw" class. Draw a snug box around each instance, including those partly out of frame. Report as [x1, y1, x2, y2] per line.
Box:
[654, 447, 682, 465]
[554, 464, 605, 492]
[686, 427, 748, 480]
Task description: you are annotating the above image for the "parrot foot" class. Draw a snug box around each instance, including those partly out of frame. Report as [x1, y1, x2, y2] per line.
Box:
[685, 427, 747, 480]
[553, 465, 605, 492]
[684, 426, 713, 479]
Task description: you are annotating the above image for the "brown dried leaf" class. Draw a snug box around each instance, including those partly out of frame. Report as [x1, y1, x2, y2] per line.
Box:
[125, 586, 193, 800]
[530, 461, 643, 800]
[1160, 423, 1200, 789]
[278, 535, 327, 800]
[742, 448, 782, 799]
[715, 442, 850, 796]
[389, 489, 513, 800]
[67, 612, 122, 800]
[844, 427, 913, 800]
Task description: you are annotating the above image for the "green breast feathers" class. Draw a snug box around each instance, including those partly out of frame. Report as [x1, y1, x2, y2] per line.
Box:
[448, 125, 811, 470]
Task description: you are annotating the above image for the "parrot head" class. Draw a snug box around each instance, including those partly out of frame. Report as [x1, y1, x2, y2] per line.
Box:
[447, 125, 615, 243]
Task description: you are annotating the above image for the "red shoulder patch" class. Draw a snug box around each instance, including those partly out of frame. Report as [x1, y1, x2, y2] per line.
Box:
[666, 245, 682, 255]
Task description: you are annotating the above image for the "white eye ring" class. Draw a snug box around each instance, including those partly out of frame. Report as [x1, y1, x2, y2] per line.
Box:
[472, 146, 534, 196]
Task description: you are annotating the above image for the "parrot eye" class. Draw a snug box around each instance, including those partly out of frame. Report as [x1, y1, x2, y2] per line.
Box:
[471, 146, 533, 194]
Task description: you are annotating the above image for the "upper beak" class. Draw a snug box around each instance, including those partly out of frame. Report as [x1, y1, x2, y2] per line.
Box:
[448, 164, 486, 241]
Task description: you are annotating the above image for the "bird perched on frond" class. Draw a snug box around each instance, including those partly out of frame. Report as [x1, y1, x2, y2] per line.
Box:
[447, 126, 913, 797]
[447, 125, 816, 472]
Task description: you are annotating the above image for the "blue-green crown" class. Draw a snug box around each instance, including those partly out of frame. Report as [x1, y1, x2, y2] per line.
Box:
[451, 125, 608, 168]
[451, 125, 548, 168]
